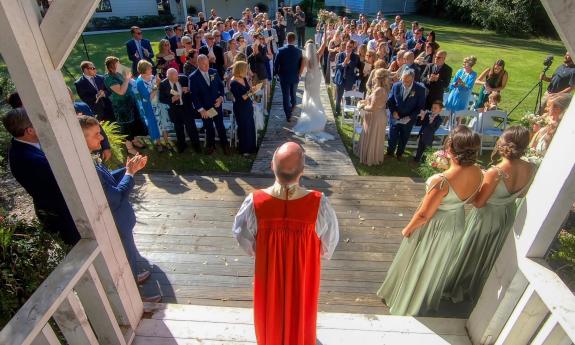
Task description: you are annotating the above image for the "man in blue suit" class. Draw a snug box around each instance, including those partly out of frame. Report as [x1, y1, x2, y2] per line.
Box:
[126, 26, 154, 75]
[189, 54, 230, 155]
[74, 61, 115, 121]
[387, 68, 427, 160]
[78, 116, 160, 302]
[3, 108, 79, 245]
[333, 40, 359, 115]
[274, 32, 302, 122]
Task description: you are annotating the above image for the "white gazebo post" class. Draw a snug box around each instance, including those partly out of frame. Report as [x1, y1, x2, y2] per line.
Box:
[467, 2, 575, 343]
[0, 0, 143, 338]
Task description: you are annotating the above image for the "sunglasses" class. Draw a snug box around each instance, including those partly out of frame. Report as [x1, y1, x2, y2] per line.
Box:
[135, 32, 142, 35]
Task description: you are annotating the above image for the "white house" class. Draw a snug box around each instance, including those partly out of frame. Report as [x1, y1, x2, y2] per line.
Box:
[325, 0, 417, 15]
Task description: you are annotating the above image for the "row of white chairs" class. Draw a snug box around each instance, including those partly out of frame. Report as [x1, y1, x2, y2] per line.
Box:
[351, 107, 508, 155]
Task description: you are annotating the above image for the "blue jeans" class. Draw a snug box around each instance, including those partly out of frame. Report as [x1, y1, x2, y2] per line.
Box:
[387, 121, 413, 157]
[280, 81, 297, 120]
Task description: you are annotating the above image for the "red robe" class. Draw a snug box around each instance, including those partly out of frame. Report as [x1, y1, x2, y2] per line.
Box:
[252, 190, 323, 345]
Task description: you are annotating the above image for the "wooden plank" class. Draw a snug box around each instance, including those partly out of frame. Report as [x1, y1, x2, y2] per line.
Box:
[0, 0, 142, 328]
[39, 0, 100, 69]
[74, 265, 127, 345]
[30, 324, 61, 345]
[0, 240, 99, 345]
[530, 315, 572, 345]
[52, 292, 99, 345]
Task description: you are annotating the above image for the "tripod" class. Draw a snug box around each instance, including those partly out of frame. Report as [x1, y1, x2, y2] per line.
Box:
[508, 64, 552, 117]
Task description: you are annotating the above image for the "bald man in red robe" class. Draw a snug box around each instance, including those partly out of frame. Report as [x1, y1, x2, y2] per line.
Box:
[233, 142, 339, 345]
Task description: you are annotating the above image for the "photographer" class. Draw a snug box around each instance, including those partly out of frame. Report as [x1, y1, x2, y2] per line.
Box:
[540, 52, 575, 111]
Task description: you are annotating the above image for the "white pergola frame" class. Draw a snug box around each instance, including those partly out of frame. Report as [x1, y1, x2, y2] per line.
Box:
[0, 0, 573, 344]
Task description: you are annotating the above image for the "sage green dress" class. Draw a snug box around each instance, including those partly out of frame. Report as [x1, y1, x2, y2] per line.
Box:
[377, 174, 480, 316]
[444, 166, 533, 303]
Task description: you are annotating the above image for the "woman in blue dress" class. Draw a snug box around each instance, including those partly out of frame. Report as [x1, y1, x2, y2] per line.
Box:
[445, 56, 478, 113]
[135, 60, 163, 152]
[230, 61, 257, 156]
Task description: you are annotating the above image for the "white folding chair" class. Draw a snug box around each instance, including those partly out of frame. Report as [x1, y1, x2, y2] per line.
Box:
[221, 102, 236, 148]
[431, 110, 452, 148]
[452, 109, 480, 131]
[342, 90, 364, 124]
[478, 110, 508, 154]
[351, 109, 364, 155]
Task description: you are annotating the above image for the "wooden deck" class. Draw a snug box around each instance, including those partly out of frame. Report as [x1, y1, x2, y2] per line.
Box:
[251, 79, 357, 176]
[134, 303, 472, 345]
[133, 173, 427, 315]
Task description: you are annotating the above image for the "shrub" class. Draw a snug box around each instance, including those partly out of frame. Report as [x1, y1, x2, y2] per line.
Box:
[0, 214, 66, 328]
[255, 3, 269, 13]
[100, 120, 127, 169]
[86, 14, 175, 31]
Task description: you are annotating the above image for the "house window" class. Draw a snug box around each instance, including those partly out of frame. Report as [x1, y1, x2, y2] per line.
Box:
[96, 0, 112, 12]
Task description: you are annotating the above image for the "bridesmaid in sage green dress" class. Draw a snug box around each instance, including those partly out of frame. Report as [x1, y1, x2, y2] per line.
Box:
[445, 126, 535, 304]
[377, 125, 483, 316]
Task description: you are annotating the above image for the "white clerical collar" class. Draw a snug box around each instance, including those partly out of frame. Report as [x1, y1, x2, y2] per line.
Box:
[15, 138, 41, 150]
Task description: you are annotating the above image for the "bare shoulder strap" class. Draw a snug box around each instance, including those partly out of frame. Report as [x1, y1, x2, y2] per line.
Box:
[427, 174, 449, 194]
[465, 172, 484, 204]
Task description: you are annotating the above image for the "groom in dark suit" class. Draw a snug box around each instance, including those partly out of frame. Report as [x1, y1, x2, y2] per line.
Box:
[274, 32, 303, 122]
[189, 54, 229, 155]
[387, 68, 426, 160]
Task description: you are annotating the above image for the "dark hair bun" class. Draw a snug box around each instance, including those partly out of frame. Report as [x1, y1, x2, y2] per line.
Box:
[446, 125, 480, 166]
[497, 125, 529, 160]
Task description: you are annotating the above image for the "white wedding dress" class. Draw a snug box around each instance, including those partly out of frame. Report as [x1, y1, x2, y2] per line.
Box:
[293, 43, 334, 143]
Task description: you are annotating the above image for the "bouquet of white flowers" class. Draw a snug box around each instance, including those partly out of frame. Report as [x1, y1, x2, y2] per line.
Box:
[317, 9, 338, 25]
[518, 113, 549, 129]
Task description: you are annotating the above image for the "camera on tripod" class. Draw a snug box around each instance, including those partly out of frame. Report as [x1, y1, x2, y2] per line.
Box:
[508, 55, 556, 116]
[543, 55, 554, 68]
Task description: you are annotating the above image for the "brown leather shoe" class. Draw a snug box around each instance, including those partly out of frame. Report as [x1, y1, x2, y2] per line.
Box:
[142, 295, 162, 303]
[137, 271, 151, 285]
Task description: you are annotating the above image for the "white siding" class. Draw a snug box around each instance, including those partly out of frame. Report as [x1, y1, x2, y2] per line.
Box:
[92, 0, 157, 18]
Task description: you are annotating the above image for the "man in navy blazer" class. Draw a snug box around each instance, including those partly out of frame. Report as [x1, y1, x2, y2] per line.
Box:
[333, 40, 359, 115]
[273, 32, 302, 121]
[126, 26, 154, 75]
[189, 55, 229, 155]
[78, 116, 160, 301]
[159, 68, 201, 153]
[3, 108, 80, 245]
[387, 68, 427, 160]
[74, 61, 115, 121]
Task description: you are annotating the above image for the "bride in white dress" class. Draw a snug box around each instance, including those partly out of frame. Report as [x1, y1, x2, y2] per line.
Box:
[293, 36, 334, 143]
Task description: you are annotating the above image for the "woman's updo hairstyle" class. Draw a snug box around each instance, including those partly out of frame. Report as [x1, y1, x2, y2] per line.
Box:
[493, 126, 530, 161]
[445, 125, 480, 166]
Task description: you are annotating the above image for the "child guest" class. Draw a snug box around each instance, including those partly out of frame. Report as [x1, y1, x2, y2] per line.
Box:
[414, 100, 444, 163]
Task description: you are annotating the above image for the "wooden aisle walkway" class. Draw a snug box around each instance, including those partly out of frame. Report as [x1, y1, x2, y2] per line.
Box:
[251, 79, 357, 176]
[134, 174, 426, 315]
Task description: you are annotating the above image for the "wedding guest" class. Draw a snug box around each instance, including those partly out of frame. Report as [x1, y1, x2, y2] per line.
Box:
[540, 51, 575, 112]
[445, 56, 478, 113]
[224, 38, 240, 70]
[169, 24, 183, 53]
[273, 17, 286, 48]
[359, 49, 376, 93]
[414, 101, 445, 163]
[192, 31, 204, 52]
[414, 41, 439, 67]
[126, 26, 154, 75]
[156, 39, 179, 78]
[334, 40, 359, 115]
[103, 56, 146, 155]
[407, 28, 426, 57]
[445, 126, 535, 304]
[421, 50, 452, 108]
[295, 6, 306, 47]
[262, 19, 279, 55]
[396, 51, 421, 82]
[366, 60, 387, 96]
[386, 68, 426, 161]
[247, 33, 271, 85]
[159, 68, 201, 153]
[478, 91, 501, 112]
[75, 61, 115, 121]
[199, 32, 226, 79]
[530, 93, 572, 156]
[388, 49, 406, 74]
[326, 30, 342, 83]
[3, 108, 80, 245]
[474, 59, 508, 109]
[189, 55, 230, 155]
[377, 125, 483, 315]
[78, 115, 160, 303]
[358, 69, 390, 166]
[183, 49, 199, 76]
[230, 61, 258, 156]
[135, 61, 163, 152]
[284, 7, 295, 35]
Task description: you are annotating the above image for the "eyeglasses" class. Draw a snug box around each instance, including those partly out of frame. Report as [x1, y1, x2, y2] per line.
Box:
[87, 66, 96, 70]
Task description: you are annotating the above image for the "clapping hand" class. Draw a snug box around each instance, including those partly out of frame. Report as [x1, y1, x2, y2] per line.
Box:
[123, 69, 132, 80]
[143, 48, 150, 57]
[419, 109, 426, 120]
[126, 153, 148, 175]
[392, 111, 400, 120]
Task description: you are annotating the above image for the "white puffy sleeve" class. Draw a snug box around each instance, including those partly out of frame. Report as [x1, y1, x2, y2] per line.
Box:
[315, 194, 340, 259]
[232, 193, 257, 256]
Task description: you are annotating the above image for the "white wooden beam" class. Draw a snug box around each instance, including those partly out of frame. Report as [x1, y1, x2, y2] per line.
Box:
[53, 293, 99, 345]
[530, 315, 572, 345]
[75, 265, 127, 345]
[0, 0, 142, 330]
[539, 0, 575, 55]
[30, 325, 61, 345]
[39, 0, 100, 69]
